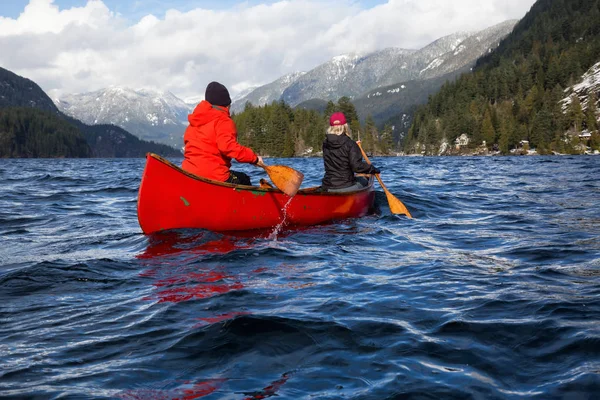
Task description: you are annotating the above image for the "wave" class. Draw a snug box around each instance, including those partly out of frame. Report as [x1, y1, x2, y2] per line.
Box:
[1, 156, 599, 398]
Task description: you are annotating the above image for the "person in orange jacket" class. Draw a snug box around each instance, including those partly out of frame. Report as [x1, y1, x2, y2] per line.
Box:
[182, 81, 263, 186]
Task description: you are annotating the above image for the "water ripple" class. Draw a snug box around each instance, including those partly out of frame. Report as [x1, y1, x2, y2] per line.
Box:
[0, 156, 599, 398]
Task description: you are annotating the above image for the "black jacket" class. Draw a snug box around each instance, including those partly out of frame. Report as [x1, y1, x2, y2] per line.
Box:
[322, 134, 377, 189]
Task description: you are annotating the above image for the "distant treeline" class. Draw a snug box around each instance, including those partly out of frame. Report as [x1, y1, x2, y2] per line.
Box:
[0, 107, 91, 158]
[407, 0, 600, 155]
[233, 97, 395, 156]
[0, 107, 182, 158]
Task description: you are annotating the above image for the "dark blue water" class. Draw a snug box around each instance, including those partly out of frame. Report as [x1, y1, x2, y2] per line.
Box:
[1, 156, 599, 399]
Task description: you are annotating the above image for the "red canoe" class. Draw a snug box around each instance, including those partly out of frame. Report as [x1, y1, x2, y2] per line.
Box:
[137, 153, 375, 234]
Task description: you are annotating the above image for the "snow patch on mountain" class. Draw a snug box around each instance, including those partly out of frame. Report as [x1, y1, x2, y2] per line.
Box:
[420, 58, 444, 75]
[328, 53, 362, 79]
[561, 60, 600, 110]
[233, 20, 517, 109]
[232, 86, 259, 102]
[454, 45, 466, 55]
[230, 72, 306, 113]
[55, 86, 193, 147]
[566, 61, 600, 98]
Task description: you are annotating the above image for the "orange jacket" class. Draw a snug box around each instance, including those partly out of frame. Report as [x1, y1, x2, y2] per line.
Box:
[182, 100, 258, 181]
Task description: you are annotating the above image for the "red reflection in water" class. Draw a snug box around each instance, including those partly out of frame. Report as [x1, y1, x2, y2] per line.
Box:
[119, 379, 226, 400]
[242, 373, 291, 400]
[148, 281, 245, 304]
[137, 231, 253, 261]
[140, 266, 245, 304]
[192, 311, 251, 329]
[153, 271, 229, 287]
[137, 231, 254, 304]
[175, 379, 226, 400]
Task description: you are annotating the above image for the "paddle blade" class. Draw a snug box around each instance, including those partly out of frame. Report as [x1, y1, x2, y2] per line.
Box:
[263, 165, 304, 197]
[357, 141, 413, 218]
[383, 184, 413, 218]
[374, 175, 412, 218]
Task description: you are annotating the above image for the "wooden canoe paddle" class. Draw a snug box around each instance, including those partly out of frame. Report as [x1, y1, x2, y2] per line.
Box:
[256, 162, 304, 197]
[357, 141, 413, 218]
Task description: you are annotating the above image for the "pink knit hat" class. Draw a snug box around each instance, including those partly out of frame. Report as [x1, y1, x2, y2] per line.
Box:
[329, 112, 347, 126]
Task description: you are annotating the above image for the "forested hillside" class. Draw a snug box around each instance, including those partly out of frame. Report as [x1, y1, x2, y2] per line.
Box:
[0, 68, 57, 112]
[407, 0, 600, 155]
[65, 116, 180, 158]
[353, 66, 470, 129]
[0, 66, 181, 158]
[233, 98, 395, 157]
[0, 108, 91, 158]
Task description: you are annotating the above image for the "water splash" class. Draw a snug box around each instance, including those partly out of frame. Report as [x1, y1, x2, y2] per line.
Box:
[268, 196, 294, 241]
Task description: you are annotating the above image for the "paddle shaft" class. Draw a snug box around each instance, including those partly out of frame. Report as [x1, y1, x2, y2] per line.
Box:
[356, 142, 413, 218]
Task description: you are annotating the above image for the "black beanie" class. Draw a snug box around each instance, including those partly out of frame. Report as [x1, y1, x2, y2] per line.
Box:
[205, 81, 231, 107]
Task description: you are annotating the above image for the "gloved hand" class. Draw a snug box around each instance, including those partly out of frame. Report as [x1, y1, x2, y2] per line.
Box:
[371, 166, 381, 174]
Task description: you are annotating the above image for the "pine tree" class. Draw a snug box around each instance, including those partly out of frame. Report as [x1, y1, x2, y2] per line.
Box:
[585, 92, 598, 131]
[530, 105, 553, 152]
[349, 119, 361, 141]
[380, 124, 394, 154]
[337, 96, 359, 124]
[550, 84, 567, 134]
[362, 115, 377, 153]
[324, 101, 337, 118]
[481, 109, 496, 147]
[590, 132, 600, 151]
[283, 131, 295, 157]
[567, 94, 584, 132]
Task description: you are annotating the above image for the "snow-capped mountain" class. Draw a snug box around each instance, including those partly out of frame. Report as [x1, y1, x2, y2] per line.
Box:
[350, 20, 519, 127]
[377, 32, 471, 87]
[232, 86, 259, 102]
[417, 20, 519, 81]
[233, 20, 517, 109]
[55, 87, 193, 148]
[230, 72, 305, 113]
[281, 49, 418, 107]
[55, 21, 518, 143]
[353, 66, 471, 136]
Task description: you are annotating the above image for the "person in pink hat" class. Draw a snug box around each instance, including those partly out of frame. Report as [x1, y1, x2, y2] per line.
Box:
[322, 112, 380, 192]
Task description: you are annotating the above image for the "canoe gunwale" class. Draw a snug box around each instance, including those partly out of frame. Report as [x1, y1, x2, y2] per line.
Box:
[147, 153, 374, 196]
[138, 153, 377, 234]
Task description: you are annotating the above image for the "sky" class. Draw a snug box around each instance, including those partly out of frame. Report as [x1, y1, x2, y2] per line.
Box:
[0, 0, 537, 102]
[1, 0, 391, 20]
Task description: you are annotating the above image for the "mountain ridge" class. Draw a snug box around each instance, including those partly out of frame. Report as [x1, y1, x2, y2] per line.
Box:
[231, 20, 517, 111]
[53, 21, 517, 147]
[0, 66, 180, 158]
[55, 86, 192, 148]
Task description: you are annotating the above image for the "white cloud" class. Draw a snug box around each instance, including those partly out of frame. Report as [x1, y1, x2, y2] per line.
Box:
[0, 0, 536, 100]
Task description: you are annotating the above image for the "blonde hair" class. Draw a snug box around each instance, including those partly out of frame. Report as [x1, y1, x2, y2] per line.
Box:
[327, 123, 352, 137]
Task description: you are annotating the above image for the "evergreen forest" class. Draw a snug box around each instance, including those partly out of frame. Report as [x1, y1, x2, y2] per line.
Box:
[406, 0, 600, 155]
[233, 97, 396, 157]
[0, 108, 91, 158]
